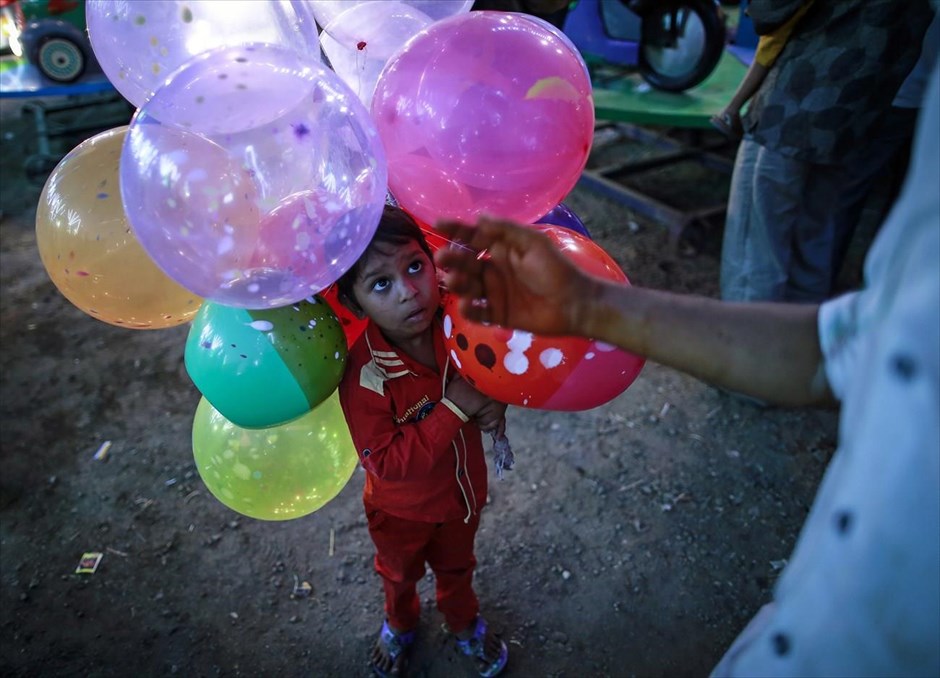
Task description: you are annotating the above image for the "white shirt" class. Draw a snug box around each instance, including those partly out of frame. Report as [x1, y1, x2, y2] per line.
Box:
[716, 57, 940, 677]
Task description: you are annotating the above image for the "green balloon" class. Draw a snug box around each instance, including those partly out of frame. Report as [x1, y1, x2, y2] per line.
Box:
[185, 296, 348, 428]
[192, 391, 358, 521]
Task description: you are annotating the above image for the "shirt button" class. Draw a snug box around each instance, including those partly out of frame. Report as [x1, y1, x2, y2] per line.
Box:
[834, 510, 853, 535]
[891, 353, 917, 381]
[771, 632, 791, 656]
[457, 469, 464, 478]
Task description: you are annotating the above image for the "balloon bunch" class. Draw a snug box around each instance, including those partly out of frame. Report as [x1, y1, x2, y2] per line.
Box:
[34, 0, 642, 519]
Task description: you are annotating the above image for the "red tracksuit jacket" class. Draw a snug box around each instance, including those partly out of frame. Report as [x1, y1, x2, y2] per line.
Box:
[338, 318, 489, 523]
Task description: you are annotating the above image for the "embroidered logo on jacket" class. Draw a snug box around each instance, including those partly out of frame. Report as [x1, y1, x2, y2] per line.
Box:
[396, 395, 436, 424]
[414, 401, 436, 422]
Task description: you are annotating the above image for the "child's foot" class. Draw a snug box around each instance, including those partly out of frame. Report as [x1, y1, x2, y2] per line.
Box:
[371, 620, 415, 677]
[709, 110, 743, 140]
[455, 616, 508, 677]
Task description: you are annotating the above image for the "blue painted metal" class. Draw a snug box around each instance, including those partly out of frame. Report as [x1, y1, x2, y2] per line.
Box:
[562, 0, 641, 65]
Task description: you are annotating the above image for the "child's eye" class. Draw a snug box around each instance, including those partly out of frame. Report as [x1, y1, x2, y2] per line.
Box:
[407, 260, 423, 274]
[371, 277, 390, 293]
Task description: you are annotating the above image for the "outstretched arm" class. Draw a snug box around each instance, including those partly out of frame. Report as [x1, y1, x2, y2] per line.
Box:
[434, 217, 835, 408]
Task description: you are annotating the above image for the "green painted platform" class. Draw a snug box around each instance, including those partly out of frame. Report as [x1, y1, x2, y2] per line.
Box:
[590, 51, 748, 128]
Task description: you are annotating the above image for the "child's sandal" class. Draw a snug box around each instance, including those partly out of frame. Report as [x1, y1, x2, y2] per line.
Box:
[455, 616, 509, 678]
[372, 620, 415, 678]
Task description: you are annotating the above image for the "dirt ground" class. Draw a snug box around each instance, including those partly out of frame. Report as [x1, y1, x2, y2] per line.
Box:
[0, 91, 839, 678]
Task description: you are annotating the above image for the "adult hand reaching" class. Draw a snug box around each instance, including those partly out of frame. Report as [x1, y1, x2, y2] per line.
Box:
[434, 215, 832, 408]
[434, 216, 598, 337]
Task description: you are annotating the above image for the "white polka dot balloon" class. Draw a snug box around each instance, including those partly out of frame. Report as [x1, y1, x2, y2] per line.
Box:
[441, 225, 646, 410]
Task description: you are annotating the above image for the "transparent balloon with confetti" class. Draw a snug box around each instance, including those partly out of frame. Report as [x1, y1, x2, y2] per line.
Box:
[120, 43, 388, 309]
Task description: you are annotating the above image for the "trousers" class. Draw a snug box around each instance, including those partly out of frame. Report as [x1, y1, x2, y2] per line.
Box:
[720, 138, 840, 303]
[720, 118, 914, 303]
[721, 107, 917, 303]
[366, 504, 480, 633]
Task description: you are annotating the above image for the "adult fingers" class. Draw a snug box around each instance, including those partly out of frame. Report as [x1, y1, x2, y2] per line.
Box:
[436, 252, 485, 298]
[435, 215, 546, 253]
[456, 295, 492, 325]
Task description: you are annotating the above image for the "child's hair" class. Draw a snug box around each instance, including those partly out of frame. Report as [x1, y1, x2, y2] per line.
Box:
[335, 205, 434, 308]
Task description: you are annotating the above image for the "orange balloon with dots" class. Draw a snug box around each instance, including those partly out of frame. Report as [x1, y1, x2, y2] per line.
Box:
[440, 225, 645, 410]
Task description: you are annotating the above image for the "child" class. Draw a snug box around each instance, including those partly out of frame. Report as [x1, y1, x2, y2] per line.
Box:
[336, 206, 509, 678]
[710, 1, 815, 140]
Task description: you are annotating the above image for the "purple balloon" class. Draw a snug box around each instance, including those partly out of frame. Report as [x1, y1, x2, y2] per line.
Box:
[120, 44, 387, 309]
[536, 203, 592, 239]
[86, 0, 317, 111]
[311, 0, 473, 27]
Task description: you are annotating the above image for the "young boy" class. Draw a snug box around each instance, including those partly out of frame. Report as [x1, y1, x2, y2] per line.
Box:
[336, 206, 509, 677]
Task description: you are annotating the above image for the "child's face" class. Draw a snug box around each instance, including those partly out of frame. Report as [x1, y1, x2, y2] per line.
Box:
[350, 239, 440, 346]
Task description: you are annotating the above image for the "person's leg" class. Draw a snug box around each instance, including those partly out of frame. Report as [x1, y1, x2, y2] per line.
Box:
[427, 513, 508, 675]
[366, 508, 435, 674]
[426, 513, 481, 632]
[787, 108, 918, 303]
[721, 139, 803, 302]
[784, 160, 844, 303]
[720, 138, 760, 300]
[828, 106, 918, 289]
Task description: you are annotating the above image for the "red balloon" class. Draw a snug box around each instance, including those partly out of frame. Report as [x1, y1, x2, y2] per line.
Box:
[321, 284, 368, 349]
[440, 225, 645, 410]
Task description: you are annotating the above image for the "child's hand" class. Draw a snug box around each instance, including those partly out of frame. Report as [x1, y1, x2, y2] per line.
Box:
[444, 375, 491, 418]
[473, 401, 507, 436]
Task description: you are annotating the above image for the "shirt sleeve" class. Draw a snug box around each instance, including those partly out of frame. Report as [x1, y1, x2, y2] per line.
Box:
[754, 1, 814, 67]
[746, 0, 810, 36]
[339, 381, 469, 482]
[817, 290, 861, 403]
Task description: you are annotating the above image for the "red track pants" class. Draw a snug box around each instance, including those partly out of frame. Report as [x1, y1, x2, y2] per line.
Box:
[365, 505, 480, 634]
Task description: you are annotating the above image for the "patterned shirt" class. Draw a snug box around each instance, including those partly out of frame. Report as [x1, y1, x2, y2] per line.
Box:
[744, 0, 932, 164]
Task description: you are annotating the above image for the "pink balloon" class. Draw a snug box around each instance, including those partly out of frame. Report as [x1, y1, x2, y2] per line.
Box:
[389, 155, 475, 221]
[372, 12, 594, 225]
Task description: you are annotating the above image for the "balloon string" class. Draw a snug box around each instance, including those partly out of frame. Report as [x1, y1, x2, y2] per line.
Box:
[437, 234, 478, 255]
[428, 232, 485, 258]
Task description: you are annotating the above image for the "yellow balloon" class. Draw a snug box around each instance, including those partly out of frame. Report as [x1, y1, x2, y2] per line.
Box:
[192, 390, 358, 521]
[35, 126, 202, 329]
